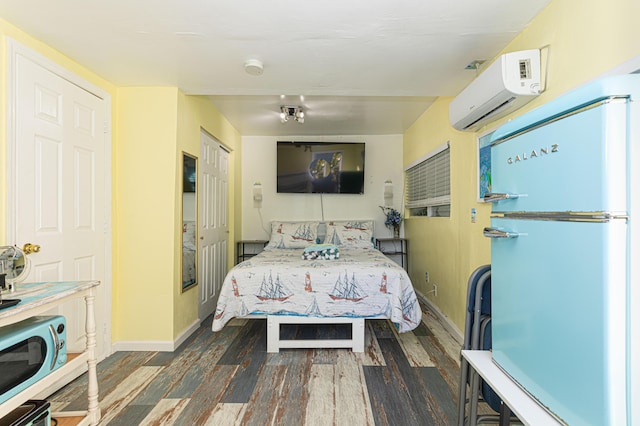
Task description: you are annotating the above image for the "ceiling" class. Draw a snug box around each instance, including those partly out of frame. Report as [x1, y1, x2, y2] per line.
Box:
[0, 0, 550, 136]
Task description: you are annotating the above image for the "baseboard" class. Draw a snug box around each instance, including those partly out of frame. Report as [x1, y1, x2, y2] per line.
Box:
[111, 319, 200, 353]
[415, 290, 463, 345]
[175, 319, 201, 349]
[112, 340, 175, 352]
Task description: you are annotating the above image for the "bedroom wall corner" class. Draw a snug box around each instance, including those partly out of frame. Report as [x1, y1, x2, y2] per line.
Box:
[403, 97, 491, 332]
[174, 93, 242, 338]
[403, 0, 640, 333]
[469, 0, 640, 136]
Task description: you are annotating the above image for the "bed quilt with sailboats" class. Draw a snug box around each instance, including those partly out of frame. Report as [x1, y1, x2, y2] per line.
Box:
[211, 247, 422, 333]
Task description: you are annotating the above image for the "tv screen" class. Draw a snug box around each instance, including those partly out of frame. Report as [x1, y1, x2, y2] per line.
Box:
[277, 142, 365, 194]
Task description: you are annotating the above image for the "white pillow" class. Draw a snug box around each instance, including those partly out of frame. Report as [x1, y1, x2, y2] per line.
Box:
[266, 221, 320, 249]
[324, 220, 374, 248]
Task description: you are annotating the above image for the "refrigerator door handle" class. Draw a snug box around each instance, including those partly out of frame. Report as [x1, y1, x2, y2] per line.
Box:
[483, 192, 524, 203]
[483, 227, 520, 239]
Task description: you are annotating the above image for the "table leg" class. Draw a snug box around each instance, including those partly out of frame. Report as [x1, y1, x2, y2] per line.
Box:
[85, 290, 101, 425]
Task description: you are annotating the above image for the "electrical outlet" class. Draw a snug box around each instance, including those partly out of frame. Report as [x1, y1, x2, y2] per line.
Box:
[425, 271, 429, 282]
[434, 284, 438, 297]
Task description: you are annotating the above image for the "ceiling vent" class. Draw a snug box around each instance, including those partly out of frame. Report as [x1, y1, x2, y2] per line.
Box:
[449, 49, 541, 132]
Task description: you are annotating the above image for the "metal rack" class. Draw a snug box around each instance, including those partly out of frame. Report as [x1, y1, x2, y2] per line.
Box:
[236, 240, 268, 264]
[375, 238, 408, 271]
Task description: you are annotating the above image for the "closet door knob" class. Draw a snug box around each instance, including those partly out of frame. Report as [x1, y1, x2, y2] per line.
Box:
[22, 243, 41, 254]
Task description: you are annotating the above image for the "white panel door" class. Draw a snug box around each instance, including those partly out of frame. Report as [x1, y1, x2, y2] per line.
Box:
[12, 52, 108, 357]
[199, 131, 229, 320]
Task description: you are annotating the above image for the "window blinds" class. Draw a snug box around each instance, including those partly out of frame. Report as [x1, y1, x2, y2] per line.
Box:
[405, 145, 450, 208]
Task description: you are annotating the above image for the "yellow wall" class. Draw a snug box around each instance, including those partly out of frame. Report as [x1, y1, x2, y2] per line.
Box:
[113, 87, 240, 341]
[174, 93, 241, 338]
[113, 87, 179, 342]
[0, 17, 242, 346]
[114, 89, 242, 343]
[403, 98, 491, 330]
[404, 0, 640, 333]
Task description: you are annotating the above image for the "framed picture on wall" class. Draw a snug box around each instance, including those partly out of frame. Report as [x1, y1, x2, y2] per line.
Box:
[477, 128, 496, 202]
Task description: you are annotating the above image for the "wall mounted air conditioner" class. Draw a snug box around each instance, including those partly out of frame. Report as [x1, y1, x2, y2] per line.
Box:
[449, 49, 541, 132]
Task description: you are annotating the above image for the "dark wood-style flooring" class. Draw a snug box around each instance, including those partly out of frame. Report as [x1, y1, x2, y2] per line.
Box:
[48, 307, 464, 425]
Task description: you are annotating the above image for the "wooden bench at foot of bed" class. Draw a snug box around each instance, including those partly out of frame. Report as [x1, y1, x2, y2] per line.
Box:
[266, 316, 367, 353]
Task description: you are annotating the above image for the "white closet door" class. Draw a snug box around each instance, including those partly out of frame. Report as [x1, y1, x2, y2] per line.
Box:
[12, 52, 108, 357]
[199, 130, 229, 320]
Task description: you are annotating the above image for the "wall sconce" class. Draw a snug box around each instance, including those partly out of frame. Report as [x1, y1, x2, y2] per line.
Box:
[253, 182, 263, 208]
[280, 106, 305, 124]
[253, 182, 263, 201]
[384, 180, 393, 206]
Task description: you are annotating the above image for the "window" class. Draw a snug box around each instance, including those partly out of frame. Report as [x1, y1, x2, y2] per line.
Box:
[405, 142, 450, 217]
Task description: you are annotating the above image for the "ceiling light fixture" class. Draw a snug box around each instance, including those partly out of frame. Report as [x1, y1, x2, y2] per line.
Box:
[280, 106, 305, 124]
[244, 59, 264, 76]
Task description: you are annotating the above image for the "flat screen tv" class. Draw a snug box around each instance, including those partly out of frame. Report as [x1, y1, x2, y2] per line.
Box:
[277, 141, 365, 194]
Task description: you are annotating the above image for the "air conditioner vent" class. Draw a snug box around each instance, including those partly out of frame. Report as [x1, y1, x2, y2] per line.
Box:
[450, 49, 541, 132]
[463, 97, 516, 130]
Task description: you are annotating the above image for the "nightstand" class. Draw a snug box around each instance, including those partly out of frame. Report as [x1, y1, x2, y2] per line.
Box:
[237, 240, 268, 264]
[375, 238, 408, 271]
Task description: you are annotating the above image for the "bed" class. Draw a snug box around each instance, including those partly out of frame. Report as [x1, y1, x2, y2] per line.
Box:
[212, 220, 422, 352]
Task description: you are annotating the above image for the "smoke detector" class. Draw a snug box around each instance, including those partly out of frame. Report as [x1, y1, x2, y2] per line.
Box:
[244, 59, 264, 76]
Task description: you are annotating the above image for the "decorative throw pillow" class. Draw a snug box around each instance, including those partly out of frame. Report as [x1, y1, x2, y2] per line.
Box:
[324, 220, 374, 248]
[266, 221, 320, 249]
